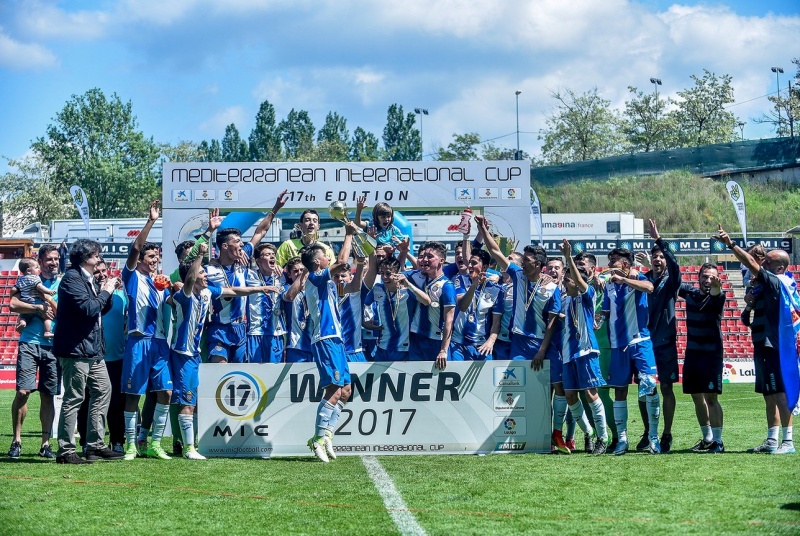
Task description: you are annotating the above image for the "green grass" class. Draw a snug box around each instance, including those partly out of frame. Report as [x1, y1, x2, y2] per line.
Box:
[0, 386, 798, 535]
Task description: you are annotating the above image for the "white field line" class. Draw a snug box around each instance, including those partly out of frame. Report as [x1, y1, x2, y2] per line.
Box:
[361, 456, 427, 536]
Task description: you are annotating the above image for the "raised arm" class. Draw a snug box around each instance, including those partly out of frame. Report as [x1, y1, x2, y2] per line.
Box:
[354, 195, 369, 229]
[330, 222, 357, 275]
[344, 256, 365, 294]
[283, 268, 308, 303]
[250, 189, 288, 247]
[127, 201, 159, 271]
[364, 251, 379, 290]
[713, 223, 760, 275]
[649, 218, 681, 290]
[560, 239, 588, 294]
[475, 215, 510, 272]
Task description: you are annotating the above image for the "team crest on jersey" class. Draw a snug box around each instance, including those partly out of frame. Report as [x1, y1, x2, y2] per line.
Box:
[202, 295, 209, 303]
[127, 378, 132, 389]
[216, 344, 223, 351]
[334, 370, 340, 382]
[186, 391, 194, 402]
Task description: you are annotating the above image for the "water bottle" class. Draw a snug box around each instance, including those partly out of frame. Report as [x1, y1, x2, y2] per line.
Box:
[457, 207, 472, 235]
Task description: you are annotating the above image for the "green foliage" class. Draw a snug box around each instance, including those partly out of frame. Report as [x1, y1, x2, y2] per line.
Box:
[0, 153, 73, 231]
[278, 109, 315, 160]
[756, 57, 800, 137]
[535, 170, 798, 233]
[32, 88, 160, 219]
[436, 132, 482, 161]
[248, 100, 282, 161]
[315, 112, 350, 162]
[382, 104, 421, 161]
[221, 124, 249, 162]
[482, 142, 530, 161]
[669, 70, 737, 147]
[349, 127, 382, 161]
[620, 86, 673, 152]
[539, 87, 624, 165]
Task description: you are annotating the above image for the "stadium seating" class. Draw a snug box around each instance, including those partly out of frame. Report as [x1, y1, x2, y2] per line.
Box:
[0, 277, 20, 367]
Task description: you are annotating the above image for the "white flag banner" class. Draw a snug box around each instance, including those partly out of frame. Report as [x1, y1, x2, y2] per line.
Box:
[530, 187, 543, 245]
[725, 180, 747, 243]
[69, 185, 91, 236]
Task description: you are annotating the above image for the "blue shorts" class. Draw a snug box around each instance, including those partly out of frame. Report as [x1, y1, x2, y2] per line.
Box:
[346, 351, 367, 363]
[312, 338, 350, 388]
[562, 352, 606, 391]
[449, 341, 492, 361]
[362, 339, 377, 361]
[169, 350, 200, 406]
[208, 322, 247, 363]
[374, 347, 408, 362]
[608, 339, 657, 388]
[409, 332, 449, 361]
[510, 333, 561, 384]
[286, 348, 313, 363]
[247, 334, 285, 364]
[492, 339, 511, 361]
[122, 336, 172, 395]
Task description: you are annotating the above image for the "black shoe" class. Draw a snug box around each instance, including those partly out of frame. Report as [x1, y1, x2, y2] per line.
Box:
[8, 440, 21, 459]
[584, 432, 595, 453]
[607, 437, 618, 453]
[690, 438, 714, 452]
[660, 433, 673, 454]
[85, 446, 125, 461]
[592, 438, 608, 456]
[56, 452, 93, 464]
[38, 444, 56, 459]
[635, 433, 649, 451]
[173, 441, 184, 457]
[707, 441, 725, 454]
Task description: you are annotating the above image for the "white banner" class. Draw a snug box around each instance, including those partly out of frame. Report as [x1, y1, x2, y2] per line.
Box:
[722, 360, 756, 383]
[529, 187, 543, 245]
[197, 361, 551, 458]
[725, 180, 747, 243]
[69, 185, 91, 236]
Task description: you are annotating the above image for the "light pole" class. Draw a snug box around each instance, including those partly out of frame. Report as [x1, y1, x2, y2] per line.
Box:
[649, 77, 662, 112]
[515, 90, 521, 160]
[414, 108, 428, 160]
[771, 66, 784, 134]
[737, 121, 745, 141]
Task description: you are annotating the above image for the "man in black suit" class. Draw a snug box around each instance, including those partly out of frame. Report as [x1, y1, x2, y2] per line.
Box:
[54, 239, 123, 464]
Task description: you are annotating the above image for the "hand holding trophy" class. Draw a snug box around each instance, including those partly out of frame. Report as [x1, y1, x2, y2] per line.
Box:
[328, 201, 377, 257]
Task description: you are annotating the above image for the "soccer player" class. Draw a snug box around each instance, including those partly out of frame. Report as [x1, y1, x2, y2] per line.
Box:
[492, 252, 522, 361]
[364, 257, 431, 361]
[120, 201, 174, 461]
[276, 209, 335, 267]
[397, 239, 456, 368]
[451, 249, 502, 360]
[282, 257, 313, 363]
[247, 243, 287, 364]
[332, 258, 367, 362]
[205, 191, 287, 363]
[559, 240, 610, 455]
[679, 263, 726, 453]
[297, 223, 357, 462]
[600, 247, 660, 455]
[475, 216, 565, 452]
[714, 225, 796, 455]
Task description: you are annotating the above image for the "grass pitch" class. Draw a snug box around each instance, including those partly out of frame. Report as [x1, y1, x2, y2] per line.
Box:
[0, 385, 798, 535]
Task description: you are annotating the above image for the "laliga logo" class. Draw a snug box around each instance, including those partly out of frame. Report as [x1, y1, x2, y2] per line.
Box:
[504, 418, 517, 431]
[216, 371, 268, 420]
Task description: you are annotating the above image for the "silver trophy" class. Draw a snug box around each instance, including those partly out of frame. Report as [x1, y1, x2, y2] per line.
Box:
[328, 201, 377, 257]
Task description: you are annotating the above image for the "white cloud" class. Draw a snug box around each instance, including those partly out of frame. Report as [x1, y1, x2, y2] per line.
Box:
[15, 0, 109, 39]
[198, 106, 247, 134]
[0, 29, 57, 69]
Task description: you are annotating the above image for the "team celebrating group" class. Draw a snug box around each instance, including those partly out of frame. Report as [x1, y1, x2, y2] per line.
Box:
[8, 191, 796, 463]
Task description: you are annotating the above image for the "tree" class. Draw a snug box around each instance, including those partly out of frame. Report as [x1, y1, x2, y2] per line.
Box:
[198, 139, 223, 162]
[619, 86, 673, 152]
[349, 127, 382, 161]
[221, 124, 249, 162]
[538, 87, 623, 165]
[481, 142, 530, 161]
[668, 70, 737, 146]
[0, 153, 73, 232]
[159, 141, 203, 164]
[315, 112, 350, 161]
[436, 132, 481, 161]
[382, 104, 421, 161]
[755, 58, 800, 138]
[32, 88, 160, 218]
[249, 100, 282, 161]
[278, 109, 315, 160]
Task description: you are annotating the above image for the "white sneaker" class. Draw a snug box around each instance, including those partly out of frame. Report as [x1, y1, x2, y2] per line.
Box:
[307, 436, 329, 463]
[323, 430, 337, 460]
[184, 448, 207, 460]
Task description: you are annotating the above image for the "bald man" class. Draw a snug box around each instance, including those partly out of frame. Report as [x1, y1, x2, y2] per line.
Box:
[714, 226, 795, 455]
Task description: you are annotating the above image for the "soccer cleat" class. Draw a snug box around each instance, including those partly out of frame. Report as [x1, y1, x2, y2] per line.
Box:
[771, 442, 796, 455]
[183, 447, 207, 460]
[748, 440, 778, 454]
[592, 438, 608, 456]
[690, 438, 715, 452]
[136, 439, 148, 458]
[307, 436, 329, 463]
[173, 441, 184, 458]
[613, 439, 629, 456]
[146, 441, 172, 460]
[565, 438, 576, 452]
[551, 430, 571, 454]
[323, 430, 337, 460]
[660, 433, 673, 454]
[38, 444, 56, 459]
[56, 452, 93, 465]
[112, 443, 124, 454]
[607, 437, 618, 453]
[635, 433, 649, 452]
[707, 441, 725, 454]
[8, 440, 21, 460]
[123, 441, 138, 461]
[584, 432, 596, 453]
[648, 437, 661, 454]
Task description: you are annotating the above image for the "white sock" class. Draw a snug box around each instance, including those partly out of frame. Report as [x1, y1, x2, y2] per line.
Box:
[782, 426, 793, 443]
[179, 414, 195, 450]
[768, 426, 780, 442]
[552, 395, 568, 432]
[590, 398, 608, 441]
[646, 393, 661, 440]
[124, 411, 137, 444]
[151, 403, 170, 443]
[327, 400, 345, 433]
[137, 425, 150, 442]
[614, 401, 628, 442]
[701, 424, 712, 442]
[712, 427, 723, 442]
[315, 401, 335, 438]
[568, 402, 591, 434]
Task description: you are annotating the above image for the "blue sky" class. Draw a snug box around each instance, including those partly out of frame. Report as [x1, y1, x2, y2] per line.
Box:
[1, 0, 798, 172]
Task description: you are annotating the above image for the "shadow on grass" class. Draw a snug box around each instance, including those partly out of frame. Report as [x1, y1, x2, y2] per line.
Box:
[780, 503, 800, 511]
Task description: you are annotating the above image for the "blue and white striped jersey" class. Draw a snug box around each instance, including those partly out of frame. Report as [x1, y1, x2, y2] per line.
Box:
[246, 269, 286, 337]
[172, 283, 223, 357]
[122, 266, 168, 337]
[305, 268, 342, 344]
[206, 242, 253, 325]
[559, 286, 600, 363]
[338, 286, 364, 354]
[404, 270, 456, 341]
[365, 283, 414, 352]
[452, 279, 503, 345]
[281, 285, 311, 352]
[602, 273, 651, 348]
[497, 283, 514, 343]
[505, 263, 561, 340]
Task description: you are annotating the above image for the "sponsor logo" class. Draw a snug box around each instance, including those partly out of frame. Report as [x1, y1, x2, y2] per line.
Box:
[172, 189, 190, 202]
[493, 366, 525, 386]
[728, 184, 740, 202]
[195, 189, 216, 201]
[501, 188, 519, 200]
[494, 391, 526, 411]
[496, 441, 527, 451]
[494, 416, 527, 436]
[477, 188, 498, 200]
[219, 189, 238, 201]
[215, 371, 268, 420]
[455, 188, 475, 201]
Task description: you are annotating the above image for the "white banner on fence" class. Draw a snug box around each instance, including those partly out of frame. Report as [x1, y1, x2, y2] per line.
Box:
[197, 361, 551, 458]
[722, 360, 756, 383]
